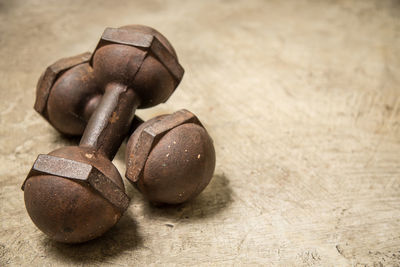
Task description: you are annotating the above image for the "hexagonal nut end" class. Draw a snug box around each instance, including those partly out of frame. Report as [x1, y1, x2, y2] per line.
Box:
[125, 109, 216, 204]
[22, 153, 129, 212]
[22, 152, 129, 243]
[125, 109, 203, 183]
[34, 52, 92, 121]
[90, 26, 184, 87]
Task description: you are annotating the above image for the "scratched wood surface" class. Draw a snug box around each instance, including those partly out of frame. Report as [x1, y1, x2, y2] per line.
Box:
[1, 0, 400, 266]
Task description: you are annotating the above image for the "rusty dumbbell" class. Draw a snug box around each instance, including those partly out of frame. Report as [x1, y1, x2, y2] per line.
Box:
[126, 109, 215, 205]
[22, 25, 184, 243]
[31, 47, 216, 205]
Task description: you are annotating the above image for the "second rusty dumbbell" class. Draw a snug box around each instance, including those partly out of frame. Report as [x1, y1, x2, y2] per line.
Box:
[22, 25, 183, 243]
[126, 109, 215, 205]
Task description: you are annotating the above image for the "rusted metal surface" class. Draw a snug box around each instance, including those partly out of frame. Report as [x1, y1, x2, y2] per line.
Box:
[92, 25, 184, 85]
[79, 84, 140, 159]
[46, 62, 98, 136]
[126, 109, 202, 182]
[91, 25, 183, 109]
[22, 154, 129, 212]
[34, 25, 184, 136]
[125, 109, 216, 204]
[34, 51, 92, 119]
[34, 52, 94, 136]
[23, 146, 126, 243]
[23, 25, 184, 243]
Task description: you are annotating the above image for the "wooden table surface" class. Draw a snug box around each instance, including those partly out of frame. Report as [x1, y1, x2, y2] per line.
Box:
[1, 0, 400, 266]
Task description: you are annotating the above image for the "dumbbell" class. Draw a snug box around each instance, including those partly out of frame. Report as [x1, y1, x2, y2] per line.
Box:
[32, 30, 215, 206]
[22, 25, 184, 243]
[125, 109, 215, 205]
[34, 52, 215, 205]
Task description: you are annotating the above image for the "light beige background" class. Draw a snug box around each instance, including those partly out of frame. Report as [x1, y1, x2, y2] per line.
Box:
[1, 0, 400, 266]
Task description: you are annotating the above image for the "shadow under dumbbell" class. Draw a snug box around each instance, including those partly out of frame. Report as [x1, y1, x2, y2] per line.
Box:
[51, 131, 81, 146]
[42, 210, 142, 264]
[141, 173, 233, 221]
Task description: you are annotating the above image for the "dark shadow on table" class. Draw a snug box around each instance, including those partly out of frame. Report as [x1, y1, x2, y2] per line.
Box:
[42, 211, 142, 264]
[141, 173, 233, 221]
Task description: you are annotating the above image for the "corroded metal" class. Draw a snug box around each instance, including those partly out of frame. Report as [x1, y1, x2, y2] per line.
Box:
[22, 154, 129, 212]
[34, 51, 92, 120]
[125, 109, 216, 205]
[33, 25, 184, 136]
[126, 109, 202, 182]
[23, 25, 184, 243]
[91, 26, 184, 84]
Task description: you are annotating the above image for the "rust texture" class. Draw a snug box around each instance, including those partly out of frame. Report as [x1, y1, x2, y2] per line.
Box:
[125, 109, 216, 205]
[34, 51, 92, 121]
[23, 25, 184, 243]
[34, 25, 184, 136]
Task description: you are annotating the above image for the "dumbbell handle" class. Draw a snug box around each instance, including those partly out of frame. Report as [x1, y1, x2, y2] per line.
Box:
[80, 83, 140, 159]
